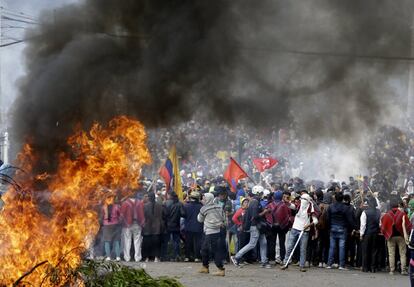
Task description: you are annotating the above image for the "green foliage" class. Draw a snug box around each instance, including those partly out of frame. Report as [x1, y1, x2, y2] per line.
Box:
[77, 260, 184, 287]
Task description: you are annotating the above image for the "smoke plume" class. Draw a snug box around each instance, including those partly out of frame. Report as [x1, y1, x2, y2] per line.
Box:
[11, 0, 414, 172]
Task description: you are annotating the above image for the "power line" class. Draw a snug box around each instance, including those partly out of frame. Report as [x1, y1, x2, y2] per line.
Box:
[1, 15, 38, 25]
[0, 6, 36, 21]
[0, 6, 39, 48]
[0, 39, 23, 47]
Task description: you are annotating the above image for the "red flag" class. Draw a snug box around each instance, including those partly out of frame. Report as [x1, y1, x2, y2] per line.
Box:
[223, 157, 248, 192]
[253, 157, 278, 172]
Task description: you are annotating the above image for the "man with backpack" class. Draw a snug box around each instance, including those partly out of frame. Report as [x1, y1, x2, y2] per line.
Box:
[268, 190, 292, 265]
[381, 198, 412, 275]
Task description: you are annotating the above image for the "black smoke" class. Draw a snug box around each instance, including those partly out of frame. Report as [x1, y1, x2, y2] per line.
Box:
[11, 0, 414, 172]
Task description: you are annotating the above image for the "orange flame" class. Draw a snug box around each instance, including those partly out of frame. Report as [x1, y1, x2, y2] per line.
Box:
[0, 116, 151, 286]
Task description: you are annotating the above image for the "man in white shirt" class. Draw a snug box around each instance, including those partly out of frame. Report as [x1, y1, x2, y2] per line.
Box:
[281, 193, 318, 272]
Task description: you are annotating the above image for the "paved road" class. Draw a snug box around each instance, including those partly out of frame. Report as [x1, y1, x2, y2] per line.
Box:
[122, 261, 408, 287]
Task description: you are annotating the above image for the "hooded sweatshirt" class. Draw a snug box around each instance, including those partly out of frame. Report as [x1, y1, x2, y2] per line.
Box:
[197, 193, 225, 235]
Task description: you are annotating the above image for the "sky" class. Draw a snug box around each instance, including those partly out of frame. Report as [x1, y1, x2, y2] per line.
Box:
[0, 0, 78, 117]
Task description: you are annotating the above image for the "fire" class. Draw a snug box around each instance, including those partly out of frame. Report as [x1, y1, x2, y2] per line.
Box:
[0, 116, 151, 286]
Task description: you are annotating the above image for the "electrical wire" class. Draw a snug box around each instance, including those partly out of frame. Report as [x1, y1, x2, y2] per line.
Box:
[1, 15, 38, 25]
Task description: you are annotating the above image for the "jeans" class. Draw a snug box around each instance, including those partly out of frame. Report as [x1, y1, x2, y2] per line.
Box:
[168, 231, 181, 259]
[122, 224, 143, 262]
[104, 241, 120, 258]
[201, 232, 224, 269]
[328, 225, 347, 268]
[235, 226, 268, 264]
[283, 228, 309, 268]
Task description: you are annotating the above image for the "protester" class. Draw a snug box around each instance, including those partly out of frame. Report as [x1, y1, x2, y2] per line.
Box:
[360, 196, 381, 272]
[198, 193, 226, 276]
[281, 192, 318, 272]
[326, 192, 355, 270]
[381, 198, 411, 275]
[165, 192, 184, 261]
[101, 192, 121, 261]
[232, 197, 250, 253]
[231, 185, 270, 268]
[408, 224, 414, 286]
[142, 192, 164, 262]
[120, 193, 145, 262]
[269, 190, 291, 264]
[182, 191, 204, 262]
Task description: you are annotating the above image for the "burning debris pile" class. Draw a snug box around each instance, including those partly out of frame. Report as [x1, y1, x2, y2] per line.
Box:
[0, 116, 151, 286]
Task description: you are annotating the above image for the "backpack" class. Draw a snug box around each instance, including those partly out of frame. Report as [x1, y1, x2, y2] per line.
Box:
[272, 202, 292, 230]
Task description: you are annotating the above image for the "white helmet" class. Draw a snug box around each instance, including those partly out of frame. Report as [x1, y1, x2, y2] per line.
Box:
[252, 185, 264, 195]
[263, 189, 271, 197]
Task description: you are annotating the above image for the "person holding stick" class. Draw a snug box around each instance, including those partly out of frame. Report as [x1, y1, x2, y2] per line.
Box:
[281, 192, 318, 272]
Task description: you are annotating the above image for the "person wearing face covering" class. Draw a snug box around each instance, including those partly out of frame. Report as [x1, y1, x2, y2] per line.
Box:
[281, 193, 318, 272]
[197, 193, 226, 276]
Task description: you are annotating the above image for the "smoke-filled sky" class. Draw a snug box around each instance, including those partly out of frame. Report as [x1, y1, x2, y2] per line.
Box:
[5, 0, 414, 174]
[0, 0, 76, 111]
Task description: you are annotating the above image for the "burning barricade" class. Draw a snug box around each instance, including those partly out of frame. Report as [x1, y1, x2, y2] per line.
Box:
[0, 116, 154, 286]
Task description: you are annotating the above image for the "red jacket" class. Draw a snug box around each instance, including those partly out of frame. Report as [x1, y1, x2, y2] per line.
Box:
[120, 199, 145, 228]
[232, 208, 246, 226]
[381, 208, 411, 240]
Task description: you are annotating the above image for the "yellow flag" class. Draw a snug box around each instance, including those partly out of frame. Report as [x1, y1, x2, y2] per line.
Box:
[168, 145, 183, 201]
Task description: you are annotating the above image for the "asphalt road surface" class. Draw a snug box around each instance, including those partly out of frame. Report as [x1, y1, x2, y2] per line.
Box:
[122, 261, 408, 287]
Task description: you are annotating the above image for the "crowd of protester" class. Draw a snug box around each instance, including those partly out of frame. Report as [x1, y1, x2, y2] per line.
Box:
[90, 176, 414, 281]
[76, 122, 414, 285]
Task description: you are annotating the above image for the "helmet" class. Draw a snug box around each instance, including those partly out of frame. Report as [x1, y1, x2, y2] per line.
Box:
[252, 185, 264, 195]
[263, 189, 270, 197]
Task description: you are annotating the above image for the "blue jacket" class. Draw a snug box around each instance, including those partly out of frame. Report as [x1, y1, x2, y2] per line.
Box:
[327, 202, 355, 230]
[183, 201, 203, 233]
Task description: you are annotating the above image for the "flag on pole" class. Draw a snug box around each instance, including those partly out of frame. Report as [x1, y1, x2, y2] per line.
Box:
[223, 157, 248, 192]
[253, 157, 278, 172]
[159, 145, 183, 200]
